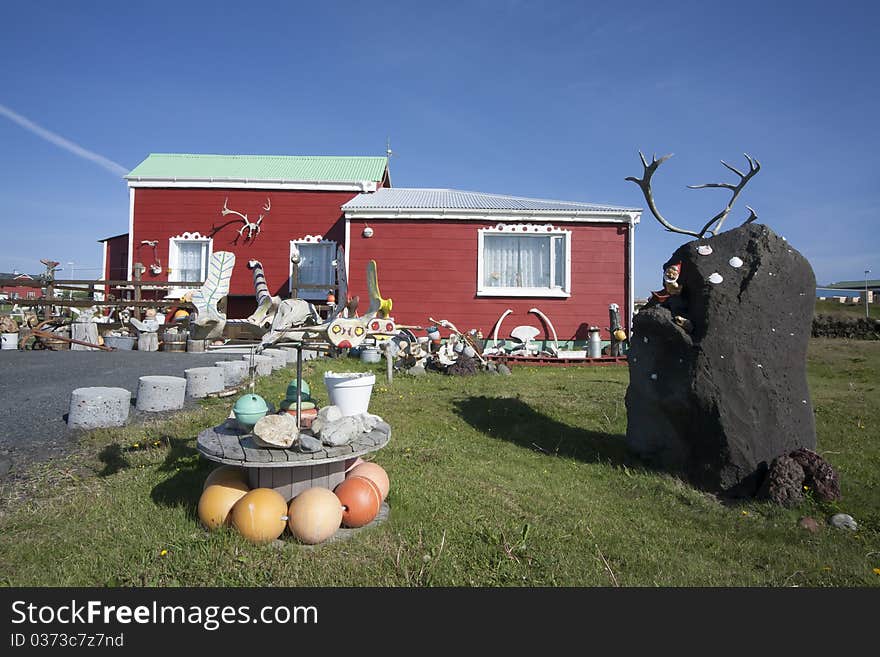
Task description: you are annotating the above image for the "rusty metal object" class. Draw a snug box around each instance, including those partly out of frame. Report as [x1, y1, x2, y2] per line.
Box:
[29, 328, 114, 351]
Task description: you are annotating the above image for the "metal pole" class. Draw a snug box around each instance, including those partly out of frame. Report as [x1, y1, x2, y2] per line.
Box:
[295, 344, 303, 431]
[866, 269, 871, 320]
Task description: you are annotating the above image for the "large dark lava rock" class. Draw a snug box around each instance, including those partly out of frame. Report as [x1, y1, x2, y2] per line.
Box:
[625, 223, 817, 496]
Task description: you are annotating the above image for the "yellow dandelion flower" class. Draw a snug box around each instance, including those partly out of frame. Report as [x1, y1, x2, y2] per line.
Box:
[160, 549, 168, 557]
[741, 510, 749, 516]
[873, 568, 880, 576]
[132, 443, 139, 448]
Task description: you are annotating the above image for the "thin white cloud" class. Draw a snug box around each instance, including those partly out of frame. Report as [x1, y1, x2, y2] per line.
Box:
[0, 103, 129, 177]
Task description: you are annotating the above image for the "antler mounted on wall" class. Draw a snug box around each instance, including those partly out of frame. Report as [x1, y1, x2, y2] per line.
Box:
[212, 197, 271, 244]
[626, 152, 760, 238]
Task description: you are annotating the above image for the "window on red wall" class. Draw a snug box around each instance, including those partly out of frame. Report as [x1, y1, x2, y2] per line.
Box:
[290, 239, 336, 301]
[477, 224, 572, 298]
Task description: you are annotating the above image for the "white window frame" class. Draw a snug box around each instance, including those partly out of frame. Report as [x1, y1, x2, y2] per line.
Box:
[289, 235, 337, 301]
[167, 232, 212, 296]
[477, 223, 572, 298]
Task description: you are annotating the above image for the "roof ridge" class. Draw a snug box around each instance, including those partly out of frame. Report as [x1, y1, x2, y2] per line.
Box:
[147, 153, 386, 159]
[373, 187, 639, 210]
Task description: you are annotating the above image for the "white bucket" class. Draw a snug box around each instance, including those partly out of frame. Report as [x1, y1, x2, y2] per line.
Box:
[324, 372, 375, 416]
[1, 333, 19, 350]
[360, 347, 381, 364]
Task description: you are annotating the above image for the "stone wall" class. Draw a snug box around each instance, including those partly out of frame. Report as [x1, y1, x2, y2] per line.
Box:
[811, 315, 880, 340]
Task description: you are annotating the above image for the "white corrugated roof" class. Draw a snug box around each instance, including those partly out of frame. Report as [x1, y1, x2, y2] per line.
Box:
[342, 188, 640, 213]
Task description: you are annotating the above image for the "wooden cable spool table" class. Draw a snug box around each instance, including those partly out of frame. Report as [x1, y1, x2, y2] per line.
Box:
[196, 419, 391, 499]
[197, 338, 390, 500]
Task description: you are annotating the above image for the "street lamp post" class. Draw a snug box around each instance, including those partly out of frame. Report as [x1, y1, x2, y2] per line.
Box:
[866, 269, 872, 320]
[67, 262, 75, 300]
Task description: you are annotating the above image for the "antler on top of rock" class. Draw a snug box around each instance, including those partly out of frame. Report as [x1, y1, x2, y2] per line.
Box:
[626, 151, 760, 238]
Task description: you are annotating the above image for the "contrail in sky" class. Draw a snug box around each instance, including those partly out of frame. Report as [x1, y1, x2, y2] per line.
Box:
[0, 103, 129, 176]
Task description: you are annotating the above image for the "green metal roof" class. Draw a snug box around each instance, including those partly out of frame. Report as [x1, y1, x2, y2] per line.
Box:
[125, 153, 388, 183]
[826, 279, 880, 289]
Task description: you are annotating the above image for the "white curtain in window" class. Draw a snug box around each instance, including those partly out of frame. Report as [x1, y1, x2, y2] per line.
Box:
[296, 242, 335, 298]
[483, 235, 551, 288]
[177, 242, 204, 282]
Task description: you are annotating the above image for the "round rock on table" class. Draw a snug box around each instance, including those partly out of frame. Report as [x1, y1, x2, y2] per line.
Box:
[136, 375, 186, 411]
[184, 366, 225, 398]
[68, 386, 131, 429]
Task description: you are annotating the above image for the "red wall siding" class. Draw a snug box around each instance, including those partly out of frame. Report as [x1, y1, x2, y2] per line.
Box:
[347, 219, 629, 341]
[103, 235, 129, 281]
[131, 188, 356, 311]
[0, 283, 43, 299]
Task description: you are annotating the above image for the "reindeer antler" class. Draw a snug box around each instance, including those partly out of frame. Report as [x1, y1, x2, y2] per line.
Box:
[689, 153, 761, 236]
[625, 152, 702, 237]
[221, 198, 249, 223]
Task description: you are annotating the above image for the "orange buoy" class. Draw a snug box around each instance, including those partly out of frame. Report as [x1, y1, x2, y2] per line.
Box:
[230, 488, 288, 544]
[348, 462, 390, 502]
[344, 457, 365, 473]
[287, 487, 344, 545]
[203, 465, 249, 490]
[334, 476, 381, 528]
[198, 481, 250, 530]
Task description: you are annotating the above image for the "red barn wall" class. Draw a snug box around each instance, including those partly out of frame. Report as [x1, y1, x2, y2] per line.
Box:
[346, 219, 629, 341]
[131, 188, 357, 315]
[103, 235, 129, 281]
[0, 282, 43, 299]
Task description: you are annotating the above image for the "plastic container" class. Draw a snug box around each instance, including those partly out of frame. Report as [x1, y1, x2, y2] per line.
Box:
[360, 347, 381, 364]
[1, 332, 19, 350]
[324, 372, 375, 416]
[104, 335, 136, 350]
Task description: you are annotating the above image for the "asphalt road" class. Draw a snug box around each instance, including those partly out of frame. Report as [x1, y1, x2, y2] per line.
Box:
[0, 349, 250, 481]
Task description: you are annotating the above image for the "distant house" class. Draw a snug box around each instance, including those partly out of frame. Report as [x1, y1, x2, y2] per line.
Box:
[0, 272, 43, 301]
[817, 279, 880, 301]
[114, 153, 642, 340]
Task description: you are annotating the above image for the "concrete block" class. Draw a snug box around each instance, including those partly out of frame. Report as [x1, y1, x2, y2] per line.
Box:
[242, 354, 273, 377]
[279, 346, 299, 364]
[214, 360, 248, 387]
[68, 387, 131, 429]
[261, 348, 287, 370]
[136, 375, 186, 412]
[184, 367, 225, 398]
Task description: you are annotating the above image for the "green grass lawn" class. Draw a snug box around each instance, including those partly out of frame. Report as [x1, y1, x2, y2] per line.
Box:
[815, 298, 880, 319]
[1, 339, 878, 587]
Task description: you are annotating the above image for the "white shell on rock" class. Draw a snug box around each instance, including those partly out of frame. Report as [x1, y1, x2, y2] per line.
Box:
[728, 256, 744, 268]
[707, 272, 724, 284]
[697, 245, 713, 256]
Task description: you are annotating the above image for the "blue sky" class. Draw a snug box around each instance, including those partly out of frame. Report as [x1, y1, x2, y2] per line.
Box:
[1, 0, 877, 296]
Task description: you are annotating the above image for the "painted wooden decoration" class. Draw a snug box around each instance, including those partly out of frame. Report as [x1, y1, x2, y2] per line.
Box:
[327, 318, 367, 348]
[191, 251, 235, 340]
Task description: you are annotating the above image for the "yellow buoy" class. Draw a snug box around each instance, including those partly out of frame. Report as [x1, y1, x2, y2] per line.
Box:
[203, 465, 249, 490]
[198, 481, 250, 530]
[287, 487, 344, 545]
[231, 488, 288, 544]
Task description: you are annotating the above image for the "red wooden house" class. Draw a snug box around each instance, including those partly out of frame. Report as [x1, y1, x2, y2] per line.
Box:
[0, 272, 44, 301]
[111, 153, 641, 342]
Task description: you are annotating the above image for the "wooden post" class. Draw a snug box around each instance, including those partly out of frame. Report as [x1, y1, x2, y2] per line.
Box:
[132, 263, 145, 321]
[45, 282, 54, 321]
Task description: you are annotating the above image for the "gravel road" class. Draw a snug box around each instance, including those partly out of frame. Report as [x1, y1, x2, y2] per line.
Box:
[0, 349, 253, 481]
